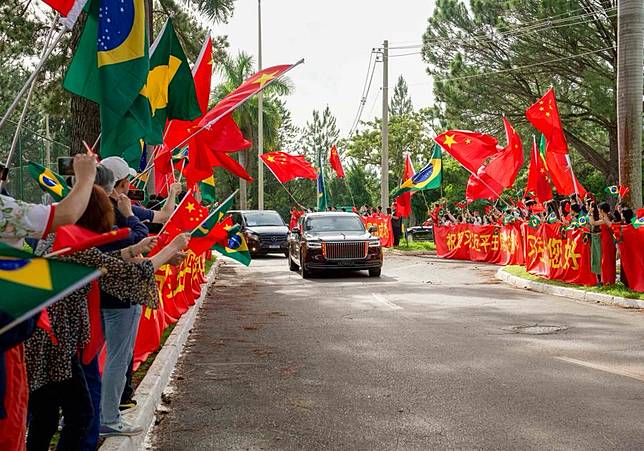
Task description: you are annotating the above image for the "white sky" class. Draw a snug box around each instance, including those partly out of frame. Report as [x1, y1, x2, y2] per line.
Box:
[213, 0, 437, 137]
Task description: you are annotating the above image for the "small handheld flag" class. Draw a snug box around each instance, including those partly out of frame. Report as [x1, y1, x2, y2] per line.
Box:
[27, 161, 71, 201]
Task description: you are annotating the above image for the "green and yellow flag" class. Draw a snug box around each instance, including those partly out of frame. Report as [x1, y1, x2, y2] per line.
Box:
[391, 144, 442, 197]
[27, 162, 70, 201]
[212, 222, 251, 266]
[0, 244, 101, 336]
[63, 0, 150, 164]
[143, 18, 201, 144]
[199, 174, 216, 205]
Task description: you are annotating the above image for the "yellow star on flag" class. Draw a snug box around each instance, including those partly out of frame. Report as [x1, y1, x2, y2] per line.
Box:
[443, 134, 457, 149]
[252, 71, 279, 88]
[464, 138, 472, 145]
[266, 155, 275, 162]
[186, 203, 195, 212]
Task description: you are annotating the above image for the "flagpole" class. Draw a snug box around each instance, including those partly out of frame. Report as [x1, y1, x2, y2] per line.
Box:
[166, 59, 305, 156]
[190, 190, 239, 236]
[0, 21, 67, 134]
[565, 154, 580, 197]
[260, 158, 308, 210]
[0, 17, 60, 191]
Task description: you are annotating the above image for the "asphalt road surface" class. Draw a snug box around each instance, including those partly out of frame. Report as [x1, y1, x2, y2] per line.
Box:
[152, 253, 644, 450]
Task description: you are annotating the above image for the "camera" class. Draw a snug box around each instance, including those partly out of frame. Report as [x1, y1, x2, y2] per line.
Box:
[57, 157, 75, 176]
[127, 189, 145, 201]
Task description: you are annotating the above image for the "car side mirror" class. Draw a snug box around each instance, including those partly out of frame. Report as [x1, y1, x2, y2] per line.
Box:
[368, 225, 378, 233]
[291, 226, 300, 235]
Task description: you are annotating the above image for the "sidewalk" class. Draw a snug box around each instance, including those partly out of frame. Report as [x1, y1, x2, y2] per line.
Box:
[496, 267, 644, 309]
[100, 260, 223, 451]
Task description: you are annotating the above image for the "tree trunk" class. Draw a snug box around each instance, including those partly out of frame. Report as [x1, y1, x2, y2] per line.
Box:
[616, 0, 644, 208]
[69, 12, 100, 156]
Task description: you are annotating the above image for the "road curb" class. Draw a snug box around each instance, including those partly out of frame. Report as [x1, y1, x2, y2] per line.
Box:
[496, 267, 644, 309]
[100, 260, 223, 451]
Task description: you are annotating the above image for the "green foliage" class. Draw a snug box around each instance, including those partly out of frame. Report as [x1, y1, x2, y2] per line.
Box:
[302, 106, 339, 161]
[422, 0, 619, 187]
[390, 75, 413, 116]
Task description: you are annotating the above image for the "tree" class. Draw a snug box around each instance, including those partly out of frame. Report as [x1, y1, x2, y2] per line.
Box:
[213, 51, 293, 207]
[301, 106, 340, 161]
[422, 0, 620, 188]
[390, 75, 413, 116]
[615, 0, 643, 208]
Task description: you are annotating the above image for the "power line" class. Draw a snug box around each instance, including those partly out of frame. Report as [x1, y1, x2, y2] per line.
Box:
[388, 7, 616, 51]
[348, 51, 380, 138]
[406, 46, 614, 86]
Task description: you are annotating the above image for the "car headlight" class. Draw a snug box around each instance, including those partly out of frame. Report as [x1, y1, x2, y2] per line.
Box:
[246, 231, 259, 240]
[307, 241, 322, 248]
[368, 240, 381, 247]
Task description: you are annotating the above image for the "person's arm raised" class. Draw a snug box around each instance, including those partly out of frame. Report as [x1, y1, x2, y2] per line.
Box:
[147, 233, 190, 270]
[152, 182, 182, 224]
[51, 154, 97, 229]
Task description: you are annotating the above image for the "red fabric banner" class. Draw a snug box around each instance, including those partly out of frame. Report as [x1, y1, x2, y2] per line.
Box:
[523, 223, 597, 286]
[434, 224, 524, 265]
[361, 214, 393, 247]
[614, 225, 644, 292]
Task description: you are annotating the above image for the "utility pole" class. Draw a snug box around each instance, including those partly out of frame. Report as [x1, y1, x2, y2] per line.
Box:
[257, 0, 264, 210]
[380, 39, 389, 210]
[616, 0, 643, 208]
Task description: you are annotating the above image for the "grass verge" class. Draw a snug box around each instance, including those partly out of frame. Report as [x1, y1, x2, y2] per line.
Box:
[504, 265, 644, 300]
[394, 240, 436, 252]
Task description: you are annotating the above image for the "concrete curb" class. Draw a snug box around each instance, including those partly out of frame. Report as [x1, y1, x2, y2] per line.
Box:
[100, 260, 223, 451]
[496, 267, 644, 309]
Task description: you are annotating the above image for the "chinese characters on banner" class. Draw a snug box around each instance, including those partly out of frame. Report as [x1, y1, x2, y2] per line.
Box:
[361, 214, 393, 247]
[434, 224, 524, 265]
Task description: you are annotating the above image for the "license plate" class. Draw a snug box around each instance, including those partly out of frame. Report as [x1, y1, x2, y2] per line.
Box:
[269, 244, 280, 249]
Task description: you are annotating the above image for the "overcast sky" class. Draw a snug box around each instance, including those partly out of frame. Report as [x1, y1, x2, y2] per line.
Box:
[213, 1, 437, 138]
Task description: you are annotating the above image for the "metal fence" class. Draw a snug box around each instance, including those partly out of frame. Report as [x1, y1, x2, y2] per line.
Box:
[0, 117, 70, 204]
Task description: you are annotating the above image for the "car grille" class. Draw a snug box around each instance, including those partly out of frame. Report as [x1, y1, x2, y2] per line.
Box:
[322, 241, 368, 260]
[259, 235, 286, 244]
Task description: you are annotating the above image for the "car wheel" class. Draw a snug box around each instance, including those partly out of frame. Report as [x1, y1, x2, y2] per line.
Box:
[299, 252, 311, 279]
[368, 268, 382, 278]
[288, 253, 299, 272]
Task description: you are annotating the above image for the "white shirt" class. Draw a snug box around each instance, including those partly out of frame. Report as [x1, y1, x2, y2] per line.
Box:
[0, 194, 55, 248]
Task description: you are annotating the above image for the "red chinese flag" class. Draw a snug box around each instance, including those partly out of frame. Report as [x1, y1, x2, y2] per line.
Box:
[434, 130, 499, 174]
[329, 145, 345, 178]
[152, 191, 208, 254]
[525, 87, 567, 154]
[52, 225, 131, 254]
[199, 64, 294, 130]
[546, 151, 586, 197]
[525, 139, 553, 202]
[188, 215, 231, 256]
[41, 0, 88, 27]
[184, 114, 251, 187]
[260, 151, 318, 183]
[466, 173, 504, 203]
[395, 153, 415, 218]
[164, 37, 214, 151]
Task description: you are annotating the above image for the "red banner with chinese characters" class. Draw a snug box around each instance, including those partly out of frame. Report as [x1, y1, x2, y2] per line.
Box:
[434, 224, 524, 265]
[361, 214, 393, 247]
[613, 225, 644, 292]
[522, 223, 597, 286]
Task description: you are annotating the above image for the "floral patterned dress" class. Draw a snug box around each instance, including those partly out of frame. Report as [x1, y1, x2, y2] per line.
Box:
[25, 234, 157, 393]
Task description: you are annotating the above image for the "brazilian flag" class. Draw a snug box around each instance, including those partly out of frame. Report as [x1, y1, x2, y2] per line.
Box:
[212, 227, 251, 266]
[0, 244, 100, 337]
[632, 216, 644, 229]
[391, 144, 442, 197]
[64, 0, 150, 166]
[199, 175, 217, 205]
[316, 153, 328, 212]
[143, 18, 201, 144]
[27, 162, 70, 201]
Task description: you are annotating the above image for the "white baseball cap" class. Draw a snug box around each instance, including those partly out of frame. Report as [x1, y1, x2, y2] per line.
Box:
[99, 156, 137, 181]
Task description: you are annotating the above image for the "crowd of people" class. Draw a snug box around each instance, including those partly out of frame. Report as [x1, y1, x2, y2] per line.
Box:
[429, 193, 639, 287]
[1, 155, 193, 451]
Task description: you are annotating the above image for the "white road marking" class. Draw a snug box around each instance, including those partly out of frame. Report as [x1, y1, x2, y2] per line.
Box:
[555, 356, 644, 383]
[371, 293, 403, 311]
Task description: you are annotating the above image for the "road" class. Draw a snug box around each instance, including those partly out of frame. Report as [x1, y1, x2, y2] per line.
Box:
[152, 253, 644, 450]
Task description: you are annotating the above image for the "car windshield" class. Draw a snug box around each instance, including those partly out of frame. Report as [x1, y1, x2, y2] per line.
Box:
[305, 216, 365, 232]
[243, 212, 284, 227]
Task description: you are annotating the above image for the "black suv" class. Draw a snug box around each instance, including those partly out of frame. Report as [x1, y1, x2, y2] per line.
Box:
[288, 212, 383, 278]
[229, 210, 289, 257]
